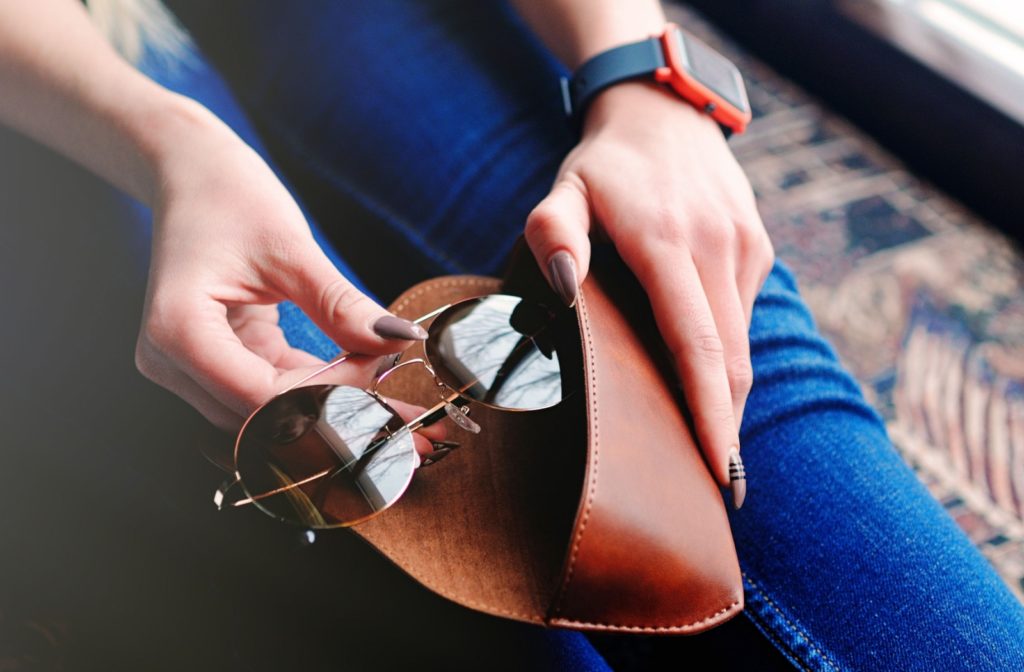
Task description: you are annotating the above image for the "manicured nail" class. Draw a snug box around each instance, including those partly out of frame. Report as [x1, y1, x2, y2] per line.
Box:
[548, 250, 578, 307]
[729, 448, 747, 509]
[373, 315, 428, 341]
[421, 443, 459, 467]
[374, 353, 402, 378]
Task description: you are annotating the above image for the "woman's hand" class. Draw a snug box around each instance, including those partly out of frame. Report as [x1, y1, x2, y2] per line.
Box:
[135, 99, 427, 431]
[525, 81, 774, 501]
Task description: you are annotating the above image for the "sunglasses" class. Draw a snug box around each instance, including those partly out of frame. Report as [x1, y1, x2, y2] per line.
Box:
[214, 294, 577, 529]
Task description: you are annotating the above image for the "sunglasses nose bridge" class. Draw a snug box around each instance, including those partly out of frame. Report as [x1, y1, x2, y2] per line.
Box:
[370, 356, 438, 393]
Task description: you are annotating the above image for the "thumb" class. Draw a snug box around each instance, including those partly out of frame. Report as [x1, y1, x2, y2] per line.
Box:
[525, 174, 592, 307]
[281, 247, 427, 355]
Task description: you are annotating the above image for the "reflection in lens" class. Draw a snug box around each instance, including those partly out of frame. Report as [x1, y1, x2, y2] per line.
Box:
[235, 385, 416, 528]
[426, 295, 564, 410]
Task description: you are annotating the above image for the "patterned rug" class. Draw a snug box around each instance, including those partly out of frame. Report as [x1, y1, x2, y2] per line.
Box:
[668, 5, 1024, 601]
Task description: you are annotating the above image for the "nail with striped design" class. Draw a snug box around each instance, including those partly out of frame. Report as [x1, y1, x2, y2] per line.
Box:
[728, 448, 746, 510]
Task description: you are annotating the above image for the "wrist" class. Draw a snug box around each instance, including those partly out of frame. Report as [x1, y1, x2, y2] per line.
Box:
[581, 79, 722, 140]
[567, 9, 666, 67]
[126, 91, 241, 205]
[510, 1, 666, 69]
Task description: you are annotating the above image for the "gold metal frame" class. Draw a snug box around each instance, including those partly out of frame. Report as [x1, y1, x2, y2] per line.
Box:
[214, 293, 563, 525]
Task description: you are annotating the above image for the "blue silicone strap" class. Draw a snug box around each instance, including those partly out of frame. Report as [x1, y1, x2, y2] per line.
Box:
[560, 38, 665, 120]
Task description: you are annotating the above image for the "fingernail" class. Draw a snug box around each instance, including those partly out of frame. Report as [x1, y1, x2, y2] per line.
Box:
[374, 353, 402, 377]
[431, 440, 461, 450]
[373, 315, 428, 341]
[548, 251, 578, 307]
[728, 448, 747, 510]
[420, 445, 456, 467]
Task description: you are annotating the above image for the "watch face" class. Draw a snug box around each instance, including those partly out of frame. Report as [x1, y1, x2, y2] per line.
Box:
[675, 31, 750, 114]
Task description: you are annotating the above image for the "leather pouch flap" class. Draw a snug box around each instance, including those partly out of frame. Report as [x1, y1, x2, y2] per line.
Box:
[544, 254, 744, 632]
[355, 247, 743, 633]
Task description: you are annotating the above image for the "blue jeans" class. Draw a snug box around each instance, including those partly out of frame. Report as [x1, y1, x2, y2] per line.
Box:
[132, 1, 1024, 669]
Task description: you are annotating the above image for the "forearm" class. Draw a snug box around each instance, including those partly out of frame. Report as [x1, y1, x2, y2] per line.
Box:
[508, 0, 666, 69]
[0, 0, 219, 205]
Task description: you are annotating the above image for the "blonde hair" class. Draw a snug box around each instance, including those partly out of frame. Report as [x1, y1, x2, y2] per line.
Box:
[86, 0, 193, 66]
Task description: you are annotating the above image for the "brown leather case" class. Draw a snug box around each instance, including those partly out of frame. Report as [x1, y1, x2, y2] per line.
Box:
[354, 247, 744, 633]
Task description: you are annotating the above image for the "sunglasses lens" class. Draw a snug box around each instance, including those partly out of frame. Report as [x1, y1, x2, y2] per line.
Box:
[235, 385, 416, 528]
[426, 294, 566, 411]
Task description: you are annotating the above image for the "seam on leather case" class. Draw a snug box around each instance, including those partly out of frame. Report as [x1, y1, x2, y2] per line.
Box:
[551, 293, 599, 616]
[549, 598, 742, 632]
[391, 276, 498, 314]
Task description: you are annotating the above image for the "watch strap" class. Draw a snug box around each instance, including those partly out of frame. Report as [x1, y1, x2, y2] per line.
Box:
[560, 38, 664, 120]
[560, 35, 732, 138]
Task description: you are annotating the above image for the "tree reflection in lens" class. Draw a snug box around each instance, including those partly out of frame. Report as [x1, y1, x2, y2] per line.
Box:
[238, 385, 417, 527]
[428, 295, 563, 410]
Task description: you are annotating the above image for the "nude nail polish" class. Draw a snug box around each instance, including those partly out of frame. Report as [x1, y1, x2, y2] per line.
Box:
[373, 315, 428, 341]
[374, 353, 403, 378]
[729, 448, 747, 509]
[548, 250, 578, 307]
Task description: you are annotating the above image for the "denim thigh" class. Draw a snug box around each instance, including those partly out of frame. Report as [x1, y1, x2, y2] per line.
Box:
[148, 1, 1024, 669]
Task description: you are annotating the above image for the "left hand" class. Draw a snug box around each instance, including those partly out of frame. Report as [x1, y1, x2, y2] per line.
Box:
[524, 81, 774, 491]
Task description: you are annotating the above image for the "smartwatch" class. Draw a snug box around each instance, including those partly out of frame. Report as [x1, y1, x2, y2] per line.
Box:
[560, 23, 752, 136]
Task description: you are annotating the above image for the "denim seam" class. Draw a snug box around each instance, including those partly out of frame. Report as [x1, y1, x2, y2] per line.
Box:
[743, 572, 842, 672]
[255, 113, 469, 275]
[743, 612, 814, 672]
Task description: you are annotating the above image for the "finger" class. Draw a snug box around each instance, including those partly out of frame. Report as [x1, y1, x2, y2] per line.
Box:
[379, 398, 447, 459]
[735, 226, 774, 325]
[387, 398, 448, 443]
[273, 353, 385, 393]
[228, 304, 325, 370]
[698, 256, 754, 428]
[278, 248, 427, 355]
[525, 174, 592, 307]
[619, 242, 740, 489]
[273, 347, 327, 372]
[142, 296, 285, 416]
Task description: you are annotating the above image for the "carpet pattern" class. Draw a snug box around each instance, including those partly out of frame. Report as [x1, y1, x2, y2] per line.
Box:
[670, 6, 1024, 600]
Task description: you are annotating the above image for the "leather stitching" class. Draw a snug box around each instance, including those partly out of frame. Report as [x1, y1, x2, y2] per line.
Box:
[549, 599, 742, 632]
[552, 292, 599, 616]
[385, 278, 741, 631]
[391, 276, 499, 314]
[547, 290, 744, 632]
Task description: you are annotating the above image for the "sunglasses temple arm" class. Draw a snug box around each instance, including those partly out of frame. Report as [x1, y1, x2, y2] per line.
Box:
[411, 303, 452, 325]
[285, 303, 449, 393]
[214, 466, 336, 510]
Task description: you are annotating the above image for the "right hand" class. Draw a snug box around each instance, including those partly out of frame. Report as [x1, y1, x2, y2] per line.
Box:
[134, 100, 426, 431]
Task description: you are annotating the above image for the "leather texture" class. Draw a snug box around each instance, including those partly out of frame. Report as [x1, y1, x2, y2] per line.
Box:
[354, 247, 743, 633]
